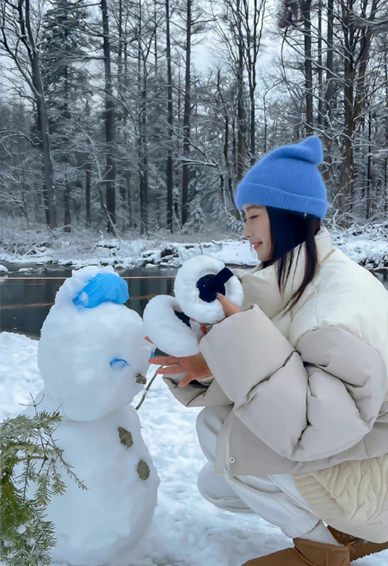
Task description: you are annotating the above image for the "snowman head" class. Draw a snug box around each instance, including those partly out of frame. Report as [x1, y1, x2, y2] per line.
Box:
[38, 267, 152, 421]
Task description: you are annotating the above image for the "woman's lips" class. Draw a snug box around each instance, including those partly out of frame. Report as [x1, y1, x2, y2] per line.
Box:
[253, 242, 263, 250]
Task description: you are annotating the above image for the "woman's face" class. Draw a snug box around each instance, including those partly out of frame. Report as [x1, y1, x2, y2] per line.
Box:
[242, 204, 273, 262]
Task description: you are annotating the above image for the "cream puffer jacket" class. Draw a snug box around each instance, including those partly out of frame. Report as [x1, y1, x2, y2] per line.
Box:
[164, 227, 388, 542]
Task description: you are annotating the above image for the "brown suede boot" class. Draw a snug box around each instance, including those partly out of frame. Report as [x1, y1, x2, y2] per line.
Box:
[327, 525, 388, 562]
[242, 538, 351, 565]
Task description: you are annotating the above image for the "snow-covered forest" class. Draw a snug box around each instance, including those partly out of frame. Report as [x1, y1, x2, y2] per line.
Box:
[2, 3, 388, 565]
[1, 0, 388, 238]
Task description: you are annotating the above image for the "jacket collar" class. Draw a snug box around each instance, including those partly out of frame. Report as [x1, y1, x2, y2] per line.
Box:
[240, 227, 334, 319]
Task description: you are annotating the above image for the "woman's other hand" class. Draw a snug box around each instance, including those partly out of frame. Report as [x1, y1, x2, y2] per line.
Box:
[148, 353, 212, 387]
[216, 293, 241, 317]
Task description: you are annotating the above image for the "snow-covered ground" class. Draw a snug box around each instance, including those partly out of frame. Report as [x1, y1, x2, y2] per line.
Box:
[1, 221, 388, 270]
[1, 332, 387, 566]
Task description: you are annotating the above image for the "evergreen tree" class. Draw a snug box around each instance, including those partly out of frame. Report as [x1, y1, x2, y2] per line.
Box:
[41, 0, 90, 231]
[0, 405, 86, 566]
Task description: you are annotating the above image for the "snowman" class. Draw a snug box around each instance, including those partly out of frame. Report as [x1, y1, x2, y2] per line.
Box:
[34, 266, 159, 566]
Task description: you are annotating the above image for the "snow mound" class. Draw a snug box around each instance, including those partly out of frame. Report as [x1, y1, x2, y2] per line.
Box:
[0, 332, 43, 421]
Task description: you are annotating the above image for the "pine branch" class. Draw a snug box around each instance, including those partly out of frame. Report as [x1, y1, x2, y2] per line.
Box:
[0, 402, 87, 566]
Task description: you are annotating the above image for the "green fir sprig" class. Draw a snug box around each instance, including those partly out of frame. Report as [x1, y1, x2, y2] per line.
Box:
[0, 398, 87, 566]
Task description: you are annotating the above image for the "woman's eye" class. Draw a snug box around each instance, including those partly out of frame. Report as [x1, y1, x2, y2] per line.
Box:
[243, 214, 259, 223]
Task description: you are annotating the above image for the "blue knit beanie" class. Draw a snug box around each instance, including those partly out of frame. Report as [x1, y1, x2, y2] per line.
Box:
[235, 136, 328, 219]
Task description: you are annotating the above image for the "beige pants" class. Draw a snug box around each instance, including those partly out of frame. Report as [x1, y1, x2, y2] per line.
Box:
[196, 406, 321, 539]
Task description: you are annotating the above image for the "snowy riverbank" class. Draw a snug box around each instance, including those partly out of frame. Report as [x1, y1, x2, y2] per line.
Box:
[1, 221, 388, 271]
[1, 331, 387, 566]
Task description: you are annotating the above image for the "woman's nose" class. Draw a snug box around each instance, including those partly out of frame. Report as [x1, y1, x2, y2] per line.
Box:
[243, 224, 251, 239]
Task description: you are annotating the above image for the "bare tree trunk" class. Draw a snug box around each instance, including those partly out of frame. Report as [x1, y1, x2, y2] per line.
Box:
[139, 69, 149, 235]
[217, 70, 234, 210]
[232, 115, 237, 179]
[181, 0, 191, 226]
[118, 0, 123, 80]
[166, 0, 173, 232]
[302, 0, 313, 132]
[385, 158, 388, 215]
[353, 0, 378, 127]
[137, 0, 149, 235]
[366, 110, 372, 219]
[154, 0, 158, 76]
[86, 164, 91, 226]
[225, 112, 234, 207]
[242, 0, 265, 164]
[63, 64, 71, 232]
[34, 180, 41, 223]
[119, 182, 127, 227]
[16, 132, 29, 226]
[126, 172, 133, 228]
[178, 61, 181, 122]
[321, 0, 335, 188]
[217, 71, 236, 211]
[317, 0, 323, 126]
[64, 181, 71, 231]
[338, 0, 378, 216]
[385, 49, 388, 215]
[249, 89, 255, 164]
[101, 0, 116, 230]
[325, 0, 334, 117]
[338, 0, 355, 214]
[263, 91, 268, 154]
[25, 0, 57, 228]
[236, 0, 246, 181]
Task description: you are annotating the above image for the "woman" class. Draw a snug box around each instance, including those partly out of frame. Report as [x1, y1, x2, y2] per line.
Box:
[150, 136, 388, 565]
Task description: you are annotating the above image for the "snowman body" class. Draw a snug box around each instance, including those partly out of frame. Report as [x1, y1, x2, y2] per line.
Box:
[35, 266, 159, 566]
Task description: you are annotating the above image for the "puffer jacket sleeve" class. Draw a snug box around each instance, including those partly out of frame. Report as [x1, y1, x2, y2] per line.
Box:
[199, 305, 388, 461]
[163, 375, 232, 408]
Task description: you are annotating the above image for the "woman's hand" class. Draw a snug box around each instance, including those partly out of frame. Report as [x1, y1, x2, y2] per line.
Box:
[217, 293, 241, 317]
[148, 352, 212, 387]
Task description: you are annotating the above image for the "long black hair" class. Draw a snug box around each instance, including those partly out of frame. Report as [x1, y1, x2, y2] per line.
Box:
[262, 206, 321, 313]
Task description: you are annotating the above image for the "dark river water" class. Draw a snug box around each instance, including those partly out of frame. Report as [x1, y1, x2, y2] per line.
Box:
[0, 263, 177, 337]
[0, 263, 387, 338]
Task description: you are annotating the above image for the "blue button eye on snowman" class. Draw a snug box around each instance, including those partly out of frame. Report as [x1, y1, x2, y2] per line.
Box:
[110, 358, 130, 370]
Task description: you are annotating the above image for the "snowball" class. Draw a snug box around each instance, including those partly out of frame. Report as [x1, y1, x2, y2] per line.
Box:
[174, 255, 244, 324]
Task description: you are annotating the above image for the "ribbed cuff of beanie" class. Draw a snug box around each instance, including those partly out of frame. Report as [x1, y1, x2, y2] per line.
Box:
[236, 182, 328, 219]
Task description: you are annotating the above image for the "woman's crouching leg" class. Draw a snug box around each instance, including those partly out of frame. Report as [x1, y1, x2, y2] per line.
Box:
[196, 405, 230, 465]
[198, 462, 253, 513]
[196, 406, 251, 513]
[228, 473, 321, 539]
[195, 407, 321, 538]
